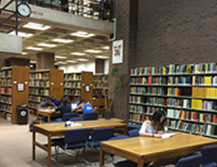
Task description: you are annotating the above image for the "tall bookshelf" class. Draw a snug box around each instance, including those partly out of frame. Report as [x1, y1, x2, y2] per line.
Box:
[29, 69, 64, 115]
[64, 71, 93, 104]
[129, 63, 217, 139]
[0, 66, 29, 124]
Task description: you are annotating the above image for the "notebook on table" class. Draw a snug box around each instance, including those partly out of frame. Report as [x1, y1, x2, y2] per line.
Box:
[161, 133, 176, 139]
[71, 103, 77, 110]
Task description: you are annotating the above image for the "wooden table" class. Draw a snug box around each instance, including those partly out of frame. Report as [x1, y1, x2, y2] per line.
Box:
[100, 132, 217, 167]
[32, 118, 127, 167]
[36, 108, 61, 123]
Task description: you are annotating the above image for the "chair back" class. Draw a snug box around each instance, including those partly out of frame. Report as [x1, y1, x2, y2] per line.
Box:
[69, 117, 84, 122]
[64, 128, 90, 144]
[109, 135, 129, 141]
[128, 129, 140, 137]
[62, 112, 78, 121]
[176, 154, 203, 167]
[91, 127, 114, 142]
[83, 112, 98, 120]
[201, 145, 217, 164]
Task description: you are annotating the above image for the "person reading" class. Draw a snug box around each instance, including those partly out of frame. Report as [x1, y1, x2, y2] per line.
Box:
[72, 99, 93, 115]
[55, 99, 71, 118]
[139, 110, 169, 138]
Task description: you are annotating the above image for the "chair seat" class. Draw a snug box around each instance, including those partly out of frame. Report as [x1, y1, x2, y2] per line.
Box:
[87, 140, 106, 147]
[115, 160, 149, 167]
[52, 138, 65, 145]
[60, 142, 86, 150]
[127, 124, 141, 130]
[202, 162, 217, 167]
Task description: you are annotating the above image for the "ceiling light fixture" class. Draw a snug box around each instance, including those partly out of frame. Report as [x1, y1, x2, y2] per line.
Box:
[77, 31, 88, 35]
[71, 31, 95, 38]
[52, 39, 74, 43]
[23, 22, 51, 30]
[77, 58, 89, 61]
[57, 61, 68, 64]
[85, 50, 101, 53]
[86, 33, 95, 37]
[96, 55, 109, 59]
[27, 47, 43, 51]
[55, 55, 67, 59]
[102, 46, 109, 50]
[71, 52, 86, 56]
[67, 60, 77, 63]
[9, 31, 33, 37]
[38, 43, 57, 47]
[22, 52, 27, 55]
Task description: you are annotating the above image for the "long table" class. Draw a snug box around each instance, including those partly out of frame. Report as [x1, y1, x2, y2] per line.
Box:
[36, 109, 61, 123]
[32, 118, 127, 167]
[100, 132, 217, 167]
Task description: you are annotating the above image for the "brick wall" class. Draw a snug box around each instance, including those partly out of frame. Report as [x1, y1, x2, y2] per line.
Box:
[137, 0, 217, 67]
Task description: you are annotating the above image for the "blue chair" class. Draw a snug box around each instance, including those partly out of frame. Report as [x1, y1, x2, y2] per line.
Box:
[53, 128, 90, 162]
[70, 117, 84, 122]
[201, 145, 217, 167]
[128, 129, 140, 137]
[83, 112, 98, 121]
[176, 154, 203, 167]
[62, 112, 78, 121]
[87, 127, 114, 148]
[127, 124, 141, 131]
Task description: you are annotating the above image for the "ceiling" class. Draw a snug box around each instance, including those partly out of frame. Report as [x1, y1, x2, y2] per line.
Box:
[0, 12, 110, 65]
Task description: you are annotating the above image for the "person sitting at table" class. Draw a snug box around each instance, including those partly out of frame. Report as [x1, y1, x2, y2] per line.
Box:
[72, 99, 93, 115]
[139, 109, 168, 138]
[55, 99, 71, 118]
[38, 97, 57, 122]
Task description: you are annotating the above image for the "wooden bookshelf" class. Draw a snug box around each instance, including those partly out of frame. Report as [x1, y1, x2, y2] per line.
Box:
[0, 66, 29, 124]
[129, 63, 217, 138]
[64, 71, 93, 104]
[29, 69, 64, 115]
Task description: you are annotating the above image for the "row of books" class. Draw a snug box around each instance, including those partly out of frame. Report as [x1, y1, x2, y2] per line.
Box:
[29, 109, 36, 116]
[64, 74, 81, 80]
[129, 96, 142, 103]
[0, 79, 12, 86]
[168, 76, 191, 85]
[130, 87, 146, 94]
[29, 88, 49, 96]
[93, 89, 108, 98]
[167, 98, 191, 108]
[29, 80, 50, 87]
[146, 97, 166, 106]
[0, 87, 12, 95]
[167, 109, 217, 123]
[192, 87, 217, 98]
[93, 75, 108, 82]
[64, 81, 81, 88]
[130, 77, 167, 85]
[29, 95, 46, 102]
[0, 104, 12, 112]
[192, 76, 217, 85]
[29, 102, 39, 109]
[0, 96, 12, 104]
[0, 112, 11, 122]
[167, 120, 216, 136]
[1, 70, 12, 78]
[191, 99, 217, 110]
[130, 66, 167, 75]
[66, 96, 81, 103]
[29, 73, 49, 79]
[167, 88, 181, 96]
[64, 89, 81, 96]
[93, 82, 108, 88]
[130, 63, 217, 76]
[129, 113, 150, 123]
[129, 105, 144, 113]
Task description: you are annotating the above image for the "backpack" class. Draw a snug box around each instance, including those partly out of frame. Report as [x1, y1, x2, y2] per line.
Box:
[29, 120, 37, 132]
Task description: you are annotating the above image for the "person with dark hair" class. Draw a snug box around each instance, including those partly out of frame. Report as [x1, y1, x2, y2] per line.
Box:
[38, 97, 56, 108]
[72, 99, 93, 115]
[55, 99, 71, 118]
[139, 110, 168, 138]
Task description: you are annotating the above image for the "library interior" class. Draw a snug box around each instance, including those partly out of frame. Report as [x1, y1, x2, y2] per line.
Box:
[1, 0, 217, 167]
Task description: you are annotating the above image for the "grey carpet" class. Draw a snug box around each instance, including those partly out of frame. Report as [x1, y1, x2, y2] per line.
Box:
[0, 116, 175, 167]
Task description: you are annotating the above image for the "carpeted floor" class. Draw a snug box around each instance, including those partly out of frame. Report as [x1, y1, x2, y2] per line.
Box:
[0, 116, 175, 167]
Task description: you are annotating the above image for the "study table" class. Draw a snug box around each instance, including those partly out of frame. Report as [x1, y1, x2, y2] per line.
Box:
[100, 132, 217, 167]
[32, 118, 127, 167]
[36, 108, 61, 123]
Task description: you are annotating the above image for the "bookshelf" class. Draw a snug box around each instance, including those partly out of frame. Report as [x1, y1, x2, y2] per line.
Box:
[29, 69, 64, 115]
[64, 71, 93, 104]
[0, 66, 29, 124]
[129, 63, 217, 138]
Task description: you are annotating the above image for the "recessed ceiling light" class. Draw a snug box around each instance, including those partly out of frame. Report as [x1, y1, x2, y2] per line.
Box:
[52, 39, 74, 43]
[71, 52, 86, 56]
[96, 55, 109, 59]
[70, 31, 95, 38]
[77, 31, 88, 35]
[38, 43, 57, 47]
[86, 33, 95, 37]
[9, 31, 33, 37]
[57, 61, 67, 64]
[30, 60, 36, 64]
[102, 46, 109, 50]
[77, 58, 89, 61]
[22, 52, 27, 55]
[85, 50, 101, 53]
[55, 55, 67, 59]
[27, 47, 43, 51]
[23, 22, 51, 30]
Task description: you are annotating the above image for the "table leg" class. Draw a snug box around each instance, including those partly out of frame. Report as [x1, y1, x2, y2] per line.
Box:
[36, 113, 39, 123]
[124, 126, 128, 135]
[32, 128, 36, 160]
[48, 115, 51, 122]
[100, 146, 105, 167]
[137, 158, 144, 167]
[48, 133, 52, 167]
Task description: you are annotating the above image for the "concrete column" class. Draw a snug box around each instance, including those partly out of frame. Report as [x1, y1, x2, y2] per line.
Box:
[95, 59, 105, 73]
[36, 52, 55, 70]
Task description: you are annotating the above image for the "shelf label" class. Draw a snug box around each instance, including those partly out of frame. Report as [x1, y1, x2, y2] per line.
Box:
[13, 81, 17, 84]
[60, 83, 63, 85]
[25, 82, 28, 84]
